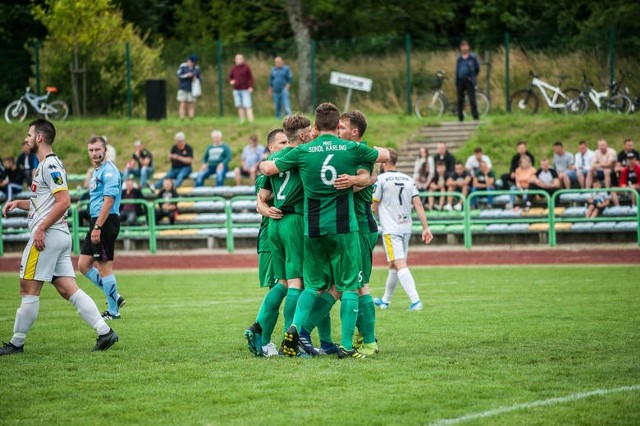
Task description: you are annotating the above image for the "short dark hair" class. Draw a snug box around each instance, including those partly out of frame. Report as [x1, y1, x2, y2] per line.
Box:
[455, 161, 464, 166]
[282, 113, 311, 142]
[340, 110, 367, 138]
[88, 135, 107, 148]
[314, 102, 340, 131]
[388, 148, 398, 165]
[28, 119, 56, 146]
[553, 141, 563, 148]
[474, 147, 483, 153]
[578, 140, 587, 146]
[436, 161, 446, 167]
[266, 128, 284, 146]
[516, 140, 526, 147]
[460, 40, 469, 47]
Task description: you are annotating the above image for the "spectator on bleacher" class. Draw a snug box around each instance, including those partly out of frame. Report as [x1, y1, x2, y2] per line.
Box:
[119, 177, 146, 226]
[16, 140, 38, 187]
[155, 178, 179, 225]
[619, 152, 640, 206]
[509, 155, 537, 210]
[552, 141, 574, 189]
[587, 139, 617, 190]
[433, 142, 456, 175]
[195, 130, 232, 187]
[471, 160, 495, 208]
[0, 156, 23, 201]
[530, 158, 561, 196]
[445, 161, 471, 211]
[585, 179, 610, 218]
[501, 141, 535, 190]
[154, 132, 193, 190]
[413, 147, 434, 192]
[123, 140, 153, 190]
[572, 140, 595, 189]
[615, 138, 638, 176]
[234, 134, 265, 186]
[464, 147, 492, 175]
[427, 161, 448, 211]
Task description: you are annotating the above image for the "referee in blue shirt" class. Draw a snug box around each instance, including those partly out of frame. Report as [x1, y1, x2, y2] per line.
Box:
[78, 136, 125, 320]
[455, 40, 480, 122]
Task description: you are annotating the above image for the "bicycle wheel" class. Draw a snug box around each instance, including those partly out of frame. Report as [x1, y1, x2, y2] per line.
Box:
[510, 90, 538, 113]
[4, 100, 28, 123]
[564, 92, 588, 115]
[474, 91, 490, 117]
[414, 92, 445, 119]
[603, 95, 633, 114]
[44, 100, 69, 121]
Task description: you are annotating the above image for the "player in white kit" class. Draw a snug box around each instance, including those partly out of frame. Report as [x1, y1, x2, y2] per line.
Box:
[372, 148, 433, 311]
[0, 119, 118, 355]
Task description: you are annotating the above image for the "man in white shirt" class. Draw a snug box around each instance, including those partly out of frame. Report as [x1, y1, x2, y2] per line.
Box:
[587, 138, 617, 189]
[570, 140, 595, 188]
[372, 149, 433, 312]
[465, 147, 492, 175]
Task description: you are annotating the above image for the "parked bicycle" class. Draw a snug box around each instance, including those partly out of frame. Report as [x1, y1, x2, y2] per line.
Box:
[510, 71, 582, 114]
[4, 87, 69, 124]
[415, 70, 490, 119]
[566, 73, 633, 114]
[617, 71, 640, 113]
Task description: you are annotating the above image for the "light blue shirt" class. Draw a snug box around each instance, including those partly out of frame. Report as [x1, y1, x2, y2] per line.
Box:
[89, 160, 122, 217]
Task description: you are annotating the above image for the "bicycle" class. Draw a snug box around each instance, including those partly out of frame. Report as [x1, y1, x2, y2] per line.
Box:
[510, 71, 582, 114]
[4, 86, 69, 124]
[567, 73, 633, 114]
[617, 71, 640, 113]
[414, 70, 490, 119]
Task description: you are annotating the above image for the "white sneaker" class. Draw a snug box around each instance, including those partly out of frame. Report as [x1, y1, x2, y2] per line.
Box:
[453, 203, 462, 211]
[443, 204, 453, 211]
[408, 301, 424, 311]
[261, 342, 279, 357]
[373, 297, 390, 309]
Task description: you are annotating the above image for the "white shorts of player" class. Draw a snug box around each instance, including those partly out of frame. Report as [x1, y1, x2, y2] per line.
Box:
[382, 233, 411, 262]
[20, 229, 75, 282]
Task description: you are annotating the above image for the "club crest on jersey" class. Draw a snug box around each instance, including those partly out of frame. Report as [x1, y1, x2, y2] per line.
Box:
[51, 171, 64, 185]
[48, 163, 58, 170]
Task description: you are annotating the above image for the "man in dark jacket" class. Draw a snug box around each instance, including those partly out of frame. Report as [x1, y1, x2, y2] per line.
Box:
[455, 40, 480, 122]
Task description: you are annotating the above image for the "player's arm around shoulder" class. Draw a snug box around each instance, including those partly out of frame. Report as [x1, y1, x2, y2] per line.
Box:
[412, 195, 433, 244]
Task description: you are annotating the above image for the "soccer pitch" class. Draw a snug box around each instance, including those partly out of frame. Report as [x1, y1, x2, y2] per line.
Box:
[0, 265, 638, 425]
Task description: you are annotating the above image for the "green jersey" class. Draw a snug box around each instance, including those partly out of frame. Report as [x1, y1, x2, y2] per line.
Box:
[353, 140, 378, 233]
[275, 134, 379, 237]
[255, 174, 270, 253]
[264, 147, 304, 215]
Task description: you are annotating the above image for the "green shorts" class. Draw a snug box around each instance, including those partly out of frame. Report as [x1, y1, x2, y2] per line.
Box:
[359, 229, 378, 284]
[269, 214, 304, 280]
[303, 232, 362, 292]
[258, 251, 277, 288]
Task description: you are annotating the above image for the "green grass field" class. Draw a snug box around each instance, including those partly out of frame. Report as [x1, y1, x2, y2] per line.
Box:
[1, 266, 639, 425]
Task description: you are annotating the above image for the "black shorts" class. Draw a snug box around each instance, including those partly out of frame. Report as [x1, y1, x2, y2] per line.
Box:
[81, 214, 120, 261]
[239, 168, 251, 177]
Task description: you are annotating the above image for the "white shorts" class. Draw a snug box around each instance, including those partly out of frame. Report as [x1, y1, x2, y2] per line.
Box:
[233, 90, 252, 108]
[20, 229, 75, 282]
[177, 90, 195, 103]
[382, 233, 411, 262]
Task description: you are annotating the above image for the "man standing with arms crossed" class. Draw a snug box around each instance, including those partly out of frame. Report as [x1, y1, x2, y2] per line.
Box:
[0, 119, 118, 355]
[373, 149, 433, 311]
[260, 103, 389, 358]
[78, 136, 125, 320]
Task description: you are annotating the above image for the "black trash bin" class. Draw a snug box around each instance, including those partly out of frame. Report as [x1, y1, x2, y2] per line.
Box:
[146, 79, 166, 120]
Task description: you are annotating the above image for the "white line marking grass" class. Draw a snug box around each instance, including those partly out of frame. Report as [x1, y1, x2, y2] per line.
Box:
[430, 385, 640, 425]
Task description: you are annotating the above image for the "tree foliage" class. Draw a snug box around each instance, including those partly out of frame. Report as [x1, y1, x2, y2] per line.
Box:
[31, 0, 163, 115]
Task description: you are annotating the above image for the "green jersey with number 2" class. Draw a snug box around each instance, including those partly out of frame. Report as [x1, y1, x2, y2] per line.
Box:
[265, 147, 304, 215]
[275, 134, 379, 237]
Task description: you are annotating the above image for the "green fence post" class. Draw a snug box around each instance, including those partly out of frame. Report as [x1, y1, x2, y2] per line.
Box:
[311, 39, 317, 111]
[0, 217, 4, 257]
[405, 33, 412, 115]
[463, 192, 472, 249]
[505, 32, 510, 112]
[217, 39, 224, 116]
[225, 199, 234, 253]
[148, 199, 157, 254]
[548, 193, 557, 247]
[608, 28, 615, 86]
[71, 205, 80, 256]
[125, 42, 132, 119]
[34, 41, 40, 95]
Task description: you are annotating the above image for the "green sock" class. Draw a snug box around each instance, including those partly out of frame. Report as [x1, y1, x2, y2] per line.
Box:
[302, 291, 336, 333]
[283, 287, 301, 333]
[256, 283, 287, 346]
[358, 294, 376, 344]
[340, 291, 359, 350]
[291, 289, 318, 332]
[317, 313, 332, 344]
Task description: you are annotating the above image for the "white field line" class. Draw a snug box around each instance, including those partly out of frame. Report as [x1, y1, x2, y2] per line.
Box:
[429, 384, 640, 425]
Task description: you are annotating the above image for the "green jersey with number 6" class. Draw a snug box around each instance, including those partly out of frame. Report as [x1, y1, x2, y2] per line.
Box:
[265, 147, 304, 215]
[275, 134, 379, 237]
